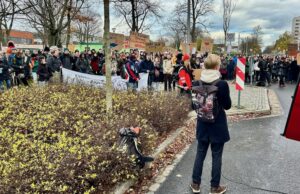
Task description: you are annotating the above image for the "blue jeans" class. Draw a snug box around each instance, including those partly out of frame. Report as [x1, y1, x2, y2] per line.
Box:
[192, 141, 224, 187]
[0, 79, 11, 92]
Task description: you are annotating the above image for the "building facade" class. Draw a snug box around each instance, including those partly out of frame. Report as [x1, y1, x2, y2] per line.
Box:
[6, 30, 34, 45]
[292, 16, 300, 43]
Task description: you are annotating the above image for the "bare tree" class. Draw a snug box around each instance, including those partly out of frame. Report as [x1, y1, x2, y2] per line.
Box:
[74, 10, 102, 46]
[174, 0, 213, 42]
[113, 0, 162, 33]
[222, 0, 237, 48]
[23, 0, 85, 47]
[0, 0, 31, 46]
[164, 19, 186, 50]
[103, 0, 112, 112]
[252, 25, 263, 46]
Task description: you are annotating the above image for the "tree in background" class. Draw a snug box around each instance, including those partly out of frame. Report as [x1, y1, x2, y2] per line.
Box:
[24, 0, 85, 47]
[222, 0, 237, 49]
[113, 0, 161, 33]
[240, 25, 263, 55]
[274, 31, 293, 53]
[74, 9, 102, 46]
[0, 0, 30, 47]
[103, 0, 112, 112]
[173, 0, 214, 42]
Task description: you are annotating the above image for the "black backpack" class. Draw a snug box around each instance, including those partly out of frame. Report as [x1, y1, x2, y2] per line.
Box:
[191, 80, 220, 123]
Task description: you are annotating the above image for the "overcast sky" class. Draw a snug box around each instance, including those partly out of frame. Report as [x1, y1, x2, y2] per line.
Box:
[106, 0, 300, 48]
[14, 0, 300, 48]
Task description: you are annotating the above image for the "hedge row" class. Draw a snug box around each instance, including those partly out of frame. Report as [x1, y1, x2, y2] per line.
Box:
[0, 84, 190, 193]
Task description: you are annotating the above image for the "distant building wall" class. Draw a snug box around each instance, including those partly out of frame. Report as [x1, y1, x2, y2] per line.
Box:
[292, 16, 300, 43]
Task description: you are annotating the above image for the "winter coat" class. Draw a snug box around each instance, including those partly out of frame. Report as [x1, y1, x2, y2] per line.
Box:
[90, 55, 100, 72]
[195, 80, 232, 143]
[37, 63, 52, 82]
[23, 55, 32, 78]
[0, 57, 11, 81]
[178, 66, 192, 90]
[139, 59, 155, 73]
[47, 55, 62, 73]
[61, 54, 73, 70]
[163, 59, 174, 75]
[75, 58, 91, 74]
[11, 55, 25, 74]
[125, 60, 140, 83]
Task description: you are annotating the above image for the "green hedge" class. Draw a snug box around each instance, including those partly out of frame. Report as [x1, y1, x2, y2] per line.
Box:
[0, 85, 190, 193]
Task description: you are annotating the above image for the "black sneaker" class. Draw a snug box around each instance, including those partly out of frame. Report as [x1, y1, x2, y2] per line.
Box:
[190, 182, 201, 193]
[210, 185, 227, 194]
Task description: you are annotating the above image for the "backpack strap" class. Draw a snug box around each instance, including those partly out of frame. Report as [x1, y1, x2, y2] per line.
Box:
[211, 79, 220, 86]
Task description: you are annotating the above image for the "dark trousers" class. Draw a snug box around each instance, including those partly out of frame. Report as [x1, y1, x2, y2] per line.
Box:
[279, 75, 285, 86]
[164, 74, 172, 91]
[192, 141, 224, 187]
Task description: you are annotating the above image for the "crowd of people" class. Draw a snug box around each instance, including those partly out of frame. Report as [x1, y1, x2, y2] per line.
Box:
[219, 55, 300, 87]
[0, 41, 205, 94]
[1, 41, 300, 93]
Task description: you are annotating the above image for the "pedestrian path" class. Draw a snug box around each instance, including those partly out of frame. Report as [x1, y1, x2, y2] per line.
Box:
[226, 84, 270, 115]
[153, 85, 300, 194]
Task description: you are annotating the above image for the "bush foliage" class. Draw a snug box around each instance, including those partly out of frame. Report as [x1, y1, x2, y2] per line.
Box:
[0, 84, 190, 193]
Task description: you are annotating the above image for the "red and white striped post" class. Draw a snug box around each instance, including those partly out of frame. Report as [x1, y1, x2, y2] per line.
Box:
[236, 57, 246, 108]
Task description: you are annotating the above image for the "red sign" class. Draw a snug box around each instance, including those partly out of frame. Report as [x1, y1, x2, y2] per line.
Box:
[283, 77, 300, 141]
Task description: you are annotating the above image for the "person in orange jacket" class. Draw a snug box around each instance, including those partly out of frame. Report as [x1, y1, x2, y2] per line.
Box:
[178, 54, 193, 96]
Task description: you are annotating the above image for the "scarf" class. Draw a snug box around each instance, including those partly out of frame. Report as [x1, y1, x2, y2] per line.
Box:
[200, 69, 221, 83]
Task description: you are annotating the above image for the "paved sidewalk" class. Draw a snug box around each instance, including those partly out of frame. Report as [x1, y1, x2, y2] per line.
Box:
[226, 84, 270, 115]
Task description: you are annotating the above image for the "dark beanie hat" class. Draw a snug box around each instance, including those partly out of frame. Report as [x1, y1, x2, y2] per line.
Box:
[44, 46, 50, 52]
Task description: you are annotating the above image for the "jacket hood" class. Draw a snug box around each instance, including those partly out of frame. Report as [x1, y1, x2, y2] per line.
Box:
[200, 69, 221, 83]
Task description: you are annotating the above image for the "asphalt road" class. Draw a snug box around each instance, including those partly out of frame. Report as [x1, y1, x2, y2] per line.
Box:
[156, 84, 300, 194]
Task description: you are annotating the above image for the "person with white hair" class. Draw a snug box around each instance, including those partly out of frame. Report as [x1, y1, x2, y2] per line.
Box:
[47, 46, 62, 83]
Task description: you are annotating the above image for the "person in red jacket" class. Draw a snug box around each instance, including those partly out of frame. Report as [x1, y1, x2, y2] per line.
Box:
[178, 54, 193, 96]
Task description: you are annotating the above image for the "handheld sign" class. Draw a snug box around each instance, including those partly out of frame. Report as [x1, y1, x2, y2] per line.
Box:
[283, 76, 300, 141]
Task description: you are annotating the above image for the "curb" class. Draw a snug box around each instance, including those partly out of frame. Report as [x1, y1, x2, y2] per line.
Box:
[145, 88, 283, 194]
[146, 144, 192, 194]
[111, 116, 195, 194]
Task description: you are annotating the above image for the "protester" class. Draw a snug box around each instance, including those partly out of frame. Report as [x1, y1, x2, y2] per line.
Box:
[278, 57, 287, 87]
[190, 54, 231, 194]
[178, 54, 193, 96]
[47, 46, 62, 83]
[11, 49, 29, 86]
[0, 53, 12, 92]
[61, 48, 73, 70]
[37, 56, 52, 85]
[152, 57, 162, 91]
[139, 54, 155, 89]
[75, 53, 92, 74]
[163, 54, 174, 91]
[90, 49, 100, 75]
[125, 54, 140, 91]
[226, 58, 235, 80]
[31, 50, 40, 82]
[23, 49, 33, 82]
[220, 56, 228, 80]
[43, 46, 50, 59]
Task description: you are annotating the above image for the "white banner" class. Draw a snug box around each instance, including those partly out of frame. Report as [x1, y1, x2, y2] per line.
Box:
[62, 68, 148, 91]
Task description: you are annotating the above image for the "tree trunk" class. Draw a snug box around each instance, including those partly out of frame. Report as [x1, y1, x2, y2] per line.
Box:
[131, 0, 137, 32]
[224, 30, 227, 52]
[191, 0, 196, 42]
[103, 0, 113, 113]
[66, 0, 72, 48]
